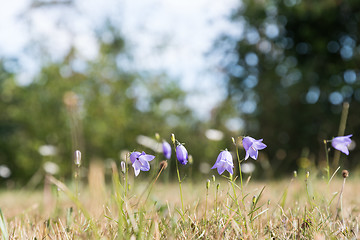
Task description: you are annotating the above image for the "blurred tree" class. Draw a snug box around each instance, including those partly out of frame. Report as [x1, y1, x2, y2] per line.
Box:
[0, 21, 203, 185]
[218, 0, 360, 174]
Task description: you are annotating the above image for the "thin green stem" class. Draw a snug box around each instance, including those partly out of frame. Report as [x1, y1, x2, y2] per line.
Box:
[171, 136, 186, 221]
[125, 156, 129, 199]
[205, 187, 208, 221]
[75, 165, 80, 198]
[336, 177, 346, 225]
[230, 174, 241, 217]
[175, 159, 185, 220]
[324, 140, 330, 182]
[215, 183, 219, 220]
[236, 144, 244, 194]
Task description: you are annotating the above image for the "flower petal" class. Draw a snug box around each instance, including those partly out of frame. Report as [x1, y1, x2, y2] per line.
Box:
[226, 164, 234, 175]
[217, 165, 226, 175]
[254, 140, 267, 150]
[138, 159, 150, 171]
[132, 161, 142, 176]
[134, 168, 140, 176]
[245, 151, 250, 160]
[139, 154, 155, 162]
[247, 147, 258, 160]
[242, 137, 255, 151]
[332, 143, 350, 155]
[130, 151, 141, 164]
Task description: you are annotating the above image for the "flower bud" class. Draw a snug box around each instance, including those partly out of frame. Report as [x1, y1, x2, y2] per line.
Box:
[212, 175, 216, 182]
[155, 133, 160, 142]
[342, 170, 349, 178]
[206, 179, 210, 189]
[176, 144, 188, 165]
[162, 141, 172, 159]
[121, 161, 126, 173]
[74, 150, 81, 167]
[171, 133, 176, 145]
[188, 155, 193, 164]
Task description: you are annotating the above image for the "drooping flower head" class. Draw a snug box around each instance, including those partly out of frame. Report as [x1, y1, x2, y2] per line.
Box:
[211, 150, 234, 175]
[130, 151, 155, 176]
[176, 144, 188, 165]
[331, 134, 352, 155]
[242, 136, 267, 160]
[162, 141, 172, 159]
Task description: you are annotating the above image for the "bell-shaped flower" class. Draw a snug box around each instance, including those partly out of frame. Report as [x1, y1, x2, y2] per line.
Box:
[331, 134, 352, 155]
[176, 144, 188, 165]
[130, 151, 155, 176]
[211, 150, 234, 175]
[242, 136, 267, 160]
[162, 141, 172, 159]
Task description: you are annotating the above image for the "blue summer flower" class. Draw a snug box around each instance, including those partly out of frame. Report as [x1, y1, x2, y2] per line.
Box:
[162, 141, 172, 159]
[242, 136, 267, 160]
[211, 150, 234, 175]
[176, 144, 188, 165]
[130, 151, 155, 176]
[331, 134, 352, 155]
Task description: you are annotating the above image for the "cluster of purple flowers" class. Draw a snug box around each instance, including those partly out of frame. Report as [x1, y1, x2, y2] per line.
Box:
[161, 140, 188, 165]
[130, 139, 189, 176]
[129, 133, 353, 177]
[211, 134, 353, 176]
[211, 136, 267, 175]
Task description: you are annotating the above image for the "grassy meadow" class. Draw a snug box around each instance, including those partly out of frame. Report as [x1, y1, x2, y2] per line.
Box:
[1, 161, 359, 239]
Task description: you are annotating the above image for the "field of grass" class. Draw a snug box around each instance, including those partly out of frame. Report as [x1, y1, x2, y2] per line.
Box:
[0, 163, 359, 239]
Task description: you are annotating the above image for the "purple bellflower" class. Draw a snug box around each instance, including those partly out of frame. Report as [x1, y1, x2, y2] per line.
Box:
[242, 136, 267, 160]
[211, 150, 234, 175]
[162, 141, 172, 159]
[130, 151, 155, 176]
[331, 134, 352, 155]
[176, 144, 188, 165]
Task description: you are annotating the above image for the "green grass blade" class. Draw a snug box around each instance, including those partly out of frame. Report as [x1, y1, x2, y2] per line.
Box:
[0, 209, 9, 240]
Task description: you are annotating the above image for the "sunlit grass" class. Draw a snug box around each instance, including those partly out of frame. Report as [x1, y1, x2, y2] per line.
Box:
[1, 166, 359, 239]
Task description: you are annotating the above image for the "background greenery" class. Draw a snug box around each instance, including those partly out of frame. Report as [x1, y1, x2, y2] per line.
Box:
[1, 0, 359, 185]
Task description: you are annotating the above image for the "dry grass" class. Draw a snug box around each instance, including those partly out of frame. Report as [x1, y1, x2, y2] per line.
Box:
[1, 169, 360, 239]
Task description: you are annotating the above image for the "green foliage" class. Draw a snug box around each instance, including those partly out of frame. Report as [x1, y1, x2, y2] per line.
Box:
[220, 0, 360, 173]
[0, 28, 201, 184]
